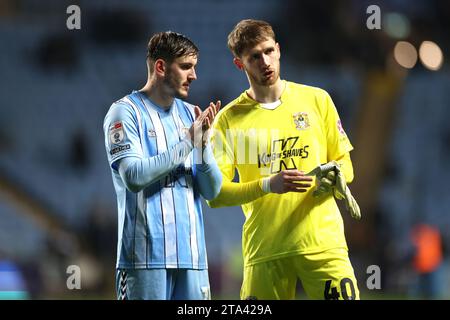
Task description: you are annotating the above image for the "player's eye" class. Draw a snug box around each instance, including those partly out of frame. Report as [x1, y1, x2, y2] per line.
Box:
[180, 63, 193, 70]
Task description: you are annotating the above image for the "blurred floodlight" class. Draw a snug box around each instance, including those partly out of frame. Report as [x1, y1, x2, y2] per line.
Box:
[384, 12, 410, 39]
[394, 41, 417, 69]
[419, 41, 444, 71]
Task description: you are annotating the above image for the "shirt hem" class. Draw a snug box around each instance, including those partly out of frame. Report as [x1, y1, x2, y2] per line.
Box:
[244, 245, 348, 267]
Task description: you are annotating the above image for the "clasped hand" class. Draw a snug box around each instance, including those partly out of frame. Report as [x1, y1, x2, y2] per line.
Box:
[187, 101, 221, 148]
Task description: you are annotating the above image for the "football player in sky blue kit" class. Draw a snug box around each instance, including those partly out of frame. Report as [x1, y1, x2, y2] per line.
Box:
[103, 31, 222, 300]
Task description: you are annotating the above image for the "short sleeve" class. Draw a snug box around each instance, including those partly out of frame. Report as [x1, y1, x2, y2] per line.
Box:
[103, 101, 143, 171]
[322, 92, 354, 160]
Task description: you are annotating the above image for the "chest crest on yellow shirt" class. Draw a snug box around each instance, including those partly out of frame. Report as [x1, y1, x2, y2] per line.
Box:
[293, 112, 310, 130]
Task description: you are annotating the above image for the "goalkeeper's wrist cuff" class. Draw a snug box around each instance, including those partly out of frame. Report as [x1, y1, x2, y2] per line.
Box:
[260, 177, 271, 193]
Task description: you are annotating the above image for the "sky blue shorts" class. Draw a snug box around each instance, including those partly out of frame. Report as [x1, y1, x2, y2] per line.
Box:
[116, 268, 210, 300]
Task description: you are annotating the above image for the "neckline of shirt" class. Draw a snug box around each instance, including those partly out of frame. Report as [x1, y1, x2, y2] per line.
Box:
[244, 80, 288, 110]
[260, 100, 282, 110]
[134, 90, 174, 114]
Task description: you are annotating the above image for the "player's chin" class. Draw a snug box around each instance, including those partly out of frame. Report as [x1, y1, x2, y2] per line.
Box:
[261, 76, 277, 86]
[176, 88, 189, 99]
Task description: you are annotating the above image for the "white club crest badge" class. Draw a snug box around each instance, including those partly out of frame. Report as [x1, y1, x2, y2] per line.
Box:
[293, 112, 310, 130]
[109, 121, 125, 145]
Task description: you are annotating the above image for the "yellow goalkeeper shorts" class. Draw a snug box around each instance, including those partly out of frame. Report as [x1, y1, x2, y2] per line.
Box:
[240, 248, 359, 300]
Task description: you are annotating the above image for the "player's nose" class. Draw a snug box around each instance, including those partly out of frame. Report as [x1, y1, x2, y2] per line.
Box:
[188, 68, 197, 81]
[261, 53, 271, 67]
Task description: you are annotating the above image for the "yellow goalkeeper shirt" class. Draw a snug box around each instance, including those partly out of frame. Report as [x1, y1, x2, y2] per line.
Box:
[208, 80, 354, 266]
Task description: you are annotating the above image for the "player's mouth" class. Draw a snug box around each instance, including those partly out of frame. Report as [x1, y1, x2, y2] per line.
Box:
[182, 83, 190, 91]
[263, 70, 274, 78]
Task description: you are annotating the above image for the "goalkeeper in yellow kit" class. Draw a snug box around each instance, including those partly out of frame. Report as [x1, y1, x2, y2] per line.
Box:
[207, 19, 361, 300]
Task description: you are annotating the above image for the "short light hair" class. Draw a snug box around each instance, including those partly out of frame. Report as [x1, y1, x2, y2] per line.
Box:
[227, 19, 276, 58]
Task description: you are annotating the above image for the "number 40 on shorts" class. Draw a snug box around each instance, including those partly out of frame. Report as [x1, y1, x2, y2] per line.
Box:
[324, 278, 357, 300]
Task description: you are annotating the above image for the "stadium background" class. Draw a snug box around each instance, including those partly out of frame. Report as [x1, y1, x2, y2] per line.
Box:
[0, 0, 449, 299]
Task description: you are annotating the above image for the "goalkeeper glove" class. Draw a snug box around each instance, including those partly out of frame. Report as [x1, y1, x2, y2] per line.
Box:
[306, 161, 361, 220]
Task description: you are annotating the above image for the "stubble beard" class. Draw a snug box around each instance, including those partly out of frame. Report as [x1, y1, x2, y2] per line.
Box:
[254, 65, 280, 87]
[261, 74, 278, 86]
[164, 71, 187, 99]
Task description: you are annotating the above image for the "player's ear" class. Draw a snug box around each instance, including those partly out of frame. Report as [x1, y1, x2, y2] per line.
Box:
[233, 57, 244, 71]
[276, 42, 281, 58]
[154, 59, 166, 77]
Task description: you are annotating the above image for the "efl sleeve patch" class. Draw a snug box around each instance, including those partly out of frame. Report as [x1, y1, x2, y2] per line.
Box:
[109, 121, 125, 145]
[337, 119, 347, 136]
[103, 101, 144, 170]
